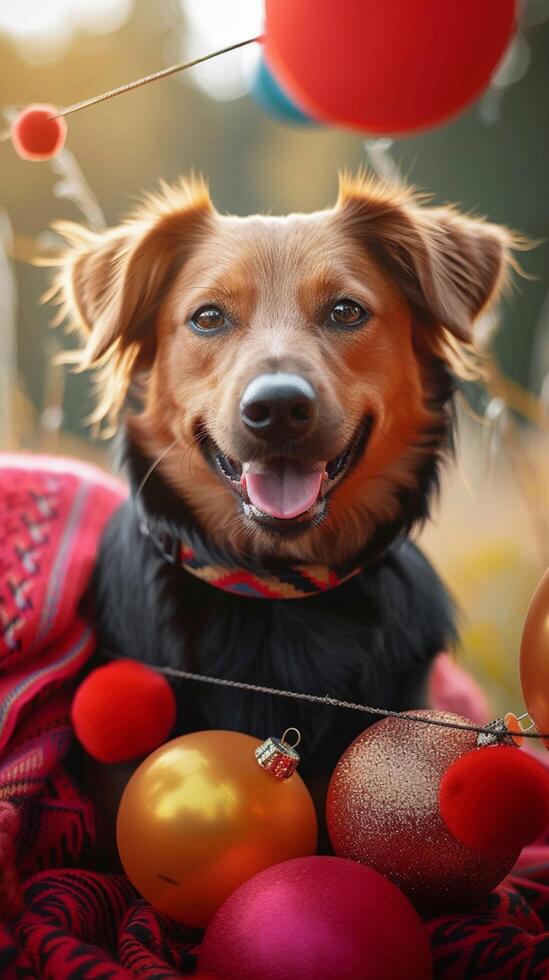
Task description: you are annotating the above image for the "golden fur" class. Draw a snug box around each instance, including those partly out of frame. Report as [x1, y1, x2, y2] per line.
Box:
[50, 172, 514, 565]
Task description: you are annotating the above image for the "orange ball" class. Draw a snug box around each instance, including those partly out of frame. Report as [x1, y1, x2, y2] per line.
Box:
[117, 730, 318, 927]
[520, 568, 549, 748]
[11, 104, 67, 161]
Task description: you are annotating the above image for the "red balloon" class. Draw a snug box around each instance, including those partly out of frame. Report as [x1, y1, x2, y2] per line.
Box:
[11, 104, 67, 161]
[71, 660, 176, 763]
[199, 856, 432, 980]
[264, 0, 518, 134]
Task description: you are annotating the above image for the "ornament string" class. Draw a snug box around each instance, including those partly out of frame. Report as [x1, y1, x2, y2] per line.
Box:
[102, 652, 547, 740]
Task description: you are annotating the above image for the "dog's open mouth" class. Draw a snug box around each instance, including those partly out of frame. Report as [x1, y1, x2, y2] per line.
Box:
[202, 416, 373, 534]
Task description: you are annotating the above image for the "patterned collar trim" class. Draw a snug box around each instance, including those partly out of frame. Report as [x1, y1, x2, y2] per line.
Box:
[138, 519, 362, 599]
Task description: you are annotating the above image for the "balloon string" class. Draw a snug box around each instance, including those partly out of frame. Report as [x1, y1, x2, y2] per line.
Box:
[101, 651, 547, 740]
[53, 36, 263, 119]
[0, 35, 263, 142]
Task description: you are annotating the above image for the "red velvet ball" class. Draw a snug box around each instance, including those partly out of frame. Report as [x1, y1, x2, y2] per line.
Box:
[440, 746, 549, 856]
[72, 660, 176, 763]
[264, 0, 517, 134]
[11, 105, 67, 161]
[199, 856, 432, 980]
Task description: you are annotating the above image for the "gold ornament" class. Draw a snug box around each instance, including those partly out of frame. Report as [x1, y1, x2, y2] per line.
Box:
[117, 728, 317, 927]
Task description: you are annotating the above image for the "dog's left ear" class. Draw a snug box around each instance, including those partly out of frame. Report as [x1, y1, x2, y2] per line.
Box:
[337, 173, 513, 343]
[52, 176, 214, 365]
[48, 176, 214, 427]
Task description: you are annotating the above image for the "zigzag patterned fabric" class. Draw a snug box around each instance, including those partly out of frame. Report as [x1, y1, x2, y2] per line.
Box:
[179, 544, 361, 599]
[3, 454, 549, 978]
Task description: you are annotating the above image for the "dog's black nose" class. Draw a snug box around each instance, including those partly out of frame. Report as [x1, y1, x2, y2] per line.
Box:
[240, 373, 317, 441]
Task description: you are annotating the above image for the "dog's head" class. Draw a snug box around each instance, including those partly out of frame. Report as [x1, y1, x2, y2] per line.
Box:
[52, 173, 512, 564]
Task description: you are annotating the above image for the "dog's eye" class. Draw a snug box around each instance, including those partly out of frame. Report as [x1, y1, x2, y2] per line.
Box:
[191, 306, 227, 332]
[330, 300, 370, 328]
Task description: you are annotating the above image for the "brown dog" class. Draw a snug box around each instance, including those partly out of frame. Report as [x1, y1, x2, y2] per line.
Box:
[49, 173, 514, 841]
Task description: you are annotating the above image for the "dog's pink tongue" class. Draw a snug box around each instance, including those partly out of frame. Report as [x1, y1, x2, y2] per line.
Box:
[245, 465, 322, 519]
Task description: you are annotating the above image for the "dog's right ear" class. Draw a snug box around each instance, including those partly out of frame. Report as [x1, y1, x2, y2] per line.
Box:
[336, 171, 515, 345]
[50, 175, 213, 379]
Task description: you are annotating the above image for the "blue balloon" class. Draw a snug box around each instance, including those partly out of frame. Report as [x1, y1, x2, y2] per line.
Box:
[251, 58, 317, 126]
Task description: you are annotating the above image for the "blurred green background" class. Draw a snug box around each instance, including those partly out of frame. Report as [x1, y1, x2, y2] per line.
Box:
[0, 0, 548, 719]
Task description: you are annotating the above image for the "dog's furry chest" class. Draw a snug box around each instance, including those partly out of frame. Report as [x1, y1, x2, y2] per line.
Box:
[91, 502, 455, 774]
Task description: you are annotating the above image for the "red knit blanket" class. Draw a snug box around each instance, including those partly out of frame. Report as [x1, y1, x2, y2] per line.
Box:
[1, 454, 549, 979]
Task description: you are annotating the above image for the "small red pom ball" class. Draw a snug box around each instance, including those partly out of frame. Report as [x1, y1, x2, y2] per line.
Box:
[440, 746, 549, 856]
[199, 856, 432, 980]
[72, 660, 176, 763]
[11, 104, 67, 161]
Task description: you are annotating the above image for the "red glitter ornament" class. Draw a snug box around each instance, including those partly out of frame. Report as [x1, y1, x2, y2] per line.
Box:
[11, 104, 67, 161]
[440, 745, 549, 856]
[326, 711, 533, 914]
[71, 660, 176, 763]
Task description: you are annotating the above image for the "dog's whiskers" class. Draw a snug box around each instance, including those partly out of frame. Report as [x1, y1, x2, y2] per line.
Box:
[217, 512, 243, 534]
[220, 513, 265, 557]
[176, 437, 201, 478]
[136, 435, 182, 503]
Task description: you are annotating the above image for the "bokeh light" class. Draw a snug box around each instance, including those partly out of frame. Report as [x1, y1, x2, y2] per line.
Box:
[177, 0, 263, 101]
[0, 0, 133, 64]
